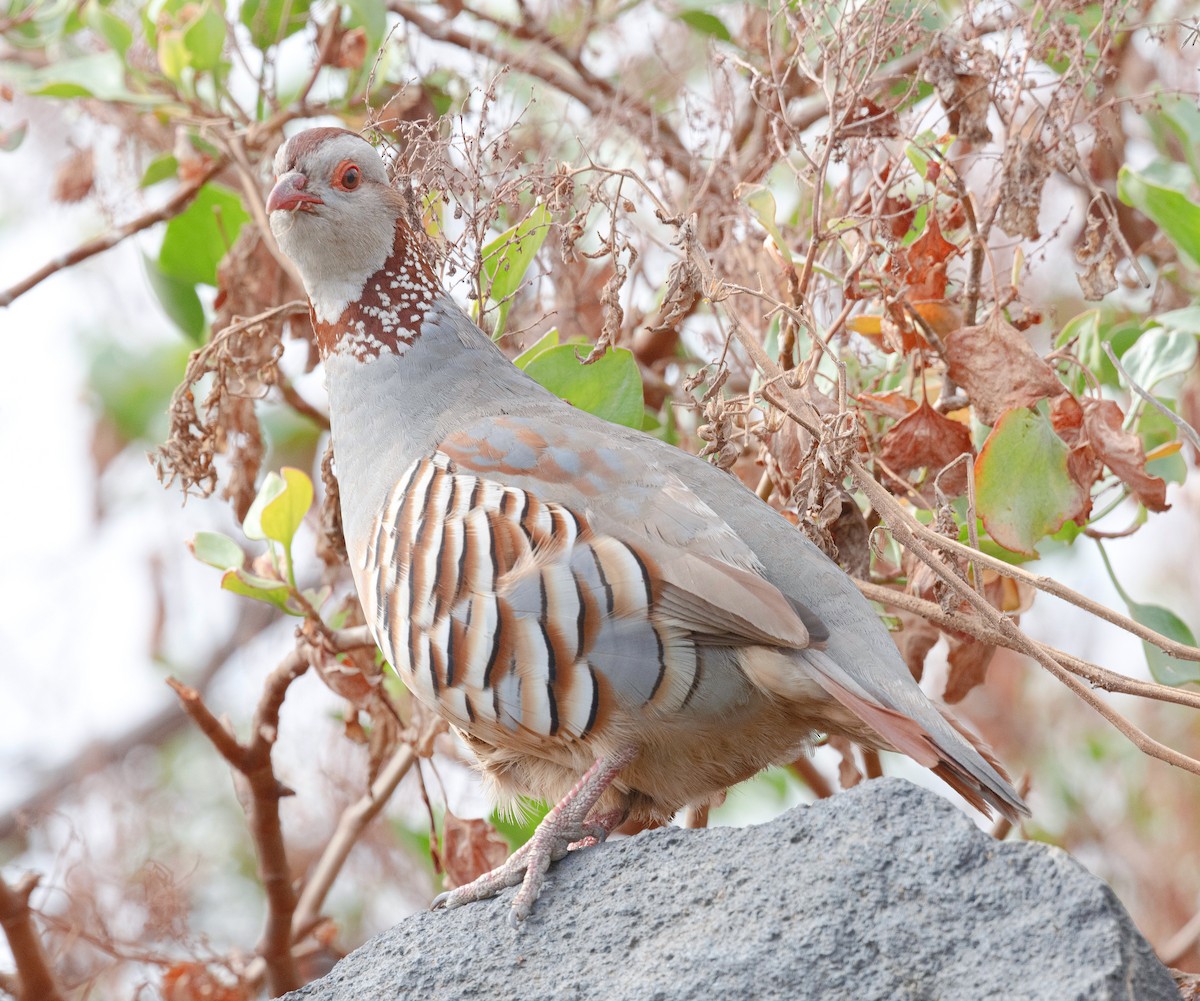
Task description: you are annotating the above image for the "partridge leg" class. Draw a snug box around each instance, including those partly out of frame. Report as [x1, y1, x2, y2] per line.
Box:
[432, 746, 637, 926]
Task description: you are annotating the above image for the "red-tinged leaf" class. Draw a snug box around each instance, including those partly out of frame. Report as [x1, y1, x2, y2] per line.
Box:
[441, 811, 510, 890]
[878, 399, 974, 497]
[975, 408, 1089, 556]
[162, 962, 246, 1001]
[893, 610, 941, 682]
[1080, 398, 1169, 512]
[943, 313, 1066, 426]
[1049, 394, 1100, 521]
[943, 637, 996, 704]
[880, 194, 916, 239]
[895, 213, 958, 300]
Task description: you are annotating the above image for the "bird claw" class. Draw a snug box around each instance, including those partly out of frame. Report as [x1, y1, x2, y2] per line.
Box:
[430, 818, 580, 925]
[429, 750, 636, 924]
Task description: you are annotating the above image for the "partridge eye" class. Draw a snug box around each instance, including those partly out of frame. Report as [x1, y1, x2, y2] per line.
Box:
[336, 164, 361, 190]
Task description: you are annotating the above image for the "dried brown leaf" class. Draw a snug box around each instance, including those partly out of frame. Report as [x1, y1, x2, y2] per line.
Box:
[923, 36, 994, 144]
[880, 194, 916, 241]
[996, 136, 1050, 240]
[336, 26, 368, 69]
[1074, 212, 1118, 300]
[943, 313, 1065, 426]
[441, 812, 510, 890]
[893, 213, 958, 301]
[53, 148, 94, 204]
[827, 735, 864, 790]
[943, 637, 996, 703]
[1080, 398, 1169, 512]
[841, 97, 899, 138]
[856, 391, 919, 420]
[893, 609, 941, 682]
[878, 399, 974, 497]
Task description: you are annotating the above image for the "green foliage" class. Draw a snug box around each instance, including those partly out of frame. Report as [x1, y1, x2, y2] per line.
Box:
[489, 801, 551, 851]
[190, 467, 326, 615]
[521, 345, 646, 429]
[678, 10, 731, 41]
[87, 338, 191, 441]
[1117, 164, 1200, 268]
[480, 203, 552, 338]
[190, 531, 247, 571]
[159, 184, 251, 287]
[143, 253, 207, 342]
[241, 0, 312, 50]
[1097, 544, 1200, 687]
[974, 407, 1085, 556]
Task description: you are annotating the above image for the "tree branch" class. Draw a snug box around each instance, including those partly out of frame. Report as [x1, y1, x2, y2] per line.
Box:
[168, 640, 315, 996]
[0, 604, 272, 843]
[386, 0, 695, 181]
[0, 159, 226, 309]
[0, 873, 64, 1001]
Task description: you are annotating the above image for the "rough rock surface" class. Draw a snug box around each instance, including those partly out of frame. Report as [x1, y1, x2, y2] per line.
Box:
[281, 778, 1177, 1001]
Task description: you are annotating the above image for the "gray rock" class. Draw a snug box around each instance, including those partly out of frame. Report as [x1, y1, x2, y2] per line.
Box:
[281, 778, 1177, 1001]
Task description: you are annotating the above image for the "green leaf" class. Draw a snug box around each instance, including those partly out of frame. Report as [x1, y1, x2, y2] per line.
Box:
[259, 467, 313, 550]
[974, 408, 1088, 556]
[84, 0, 133, 56]
[740, 185, 790, 261]
[241, 0, 313, 49]
[11, 52, 161, 104]
[0, 122, 27, 152]
[141, 153, 180, 187]
[904, 142, 930, 178]
[87, 335, 191, 441]
[523, 345, 645, 429]
[481, 203, 551, 336]
[302, 584, 332, 610]
[184, 0, 227, 71]
[342, 0, 387, 53]
[1132, 603, 1200, 686]
[1157, 305, 1200, 336]
[1153, 97, 1200, 188]
[678, 10, 731, 40]
[158, 27, 188, 82]
[242, 471, 287, 541]
[1055, 310, 1140, 390]
[143, 253, 206, 341]
[489, 801, 551, 851]
[190, 531, 246, 570]
[220, 568, 299, 613]
[1097, 544, 1200, 686]
[512, 328, 559, 370]
[1117, 165, 1200, 268]
[1119, 327, 1197, 396]
[158, 183, 250, 286]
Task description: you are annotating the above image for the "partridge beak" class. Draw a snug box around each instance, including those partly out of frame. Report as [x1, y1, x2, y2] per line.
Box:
[266, 171, 323, 213]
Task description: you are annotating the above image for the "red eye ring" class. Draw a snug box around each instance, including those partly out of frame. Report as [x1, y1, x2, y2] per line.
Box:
[333, 161, 361, 191]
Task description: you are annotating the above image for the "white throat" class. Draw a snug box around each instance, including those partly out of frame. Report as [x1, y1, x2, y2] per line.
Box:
[272, 201, 397, 325]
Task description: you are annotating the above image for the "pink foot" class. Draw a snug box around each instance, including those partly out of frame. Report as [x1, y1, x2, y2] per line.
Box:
[431, 748, 636, 927]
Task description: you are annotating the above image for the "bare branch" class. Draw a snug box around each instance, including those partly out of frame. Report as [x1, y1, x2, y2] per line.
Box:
[0, 604, 273, 842]
[0, 159, 226, 309]
[292, 743, 416, 938]
[386, 0, 696, 182]
[0, 873, 65, 1001]
[168, 637, 318, 996]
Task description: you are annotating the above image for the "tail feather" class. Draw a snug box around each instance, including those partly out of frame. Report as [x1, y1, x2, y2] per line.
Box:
[801, 649, 1028, 823]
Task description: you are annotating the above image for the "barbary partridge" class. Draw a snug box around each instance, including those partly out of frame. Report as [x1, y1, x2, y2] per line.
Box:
[267, 127, 1026, 924]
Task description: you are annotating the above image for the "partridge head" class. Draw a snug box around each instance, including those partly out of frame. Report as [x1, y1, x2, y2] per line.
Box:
[267, 127, 1027, 925]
